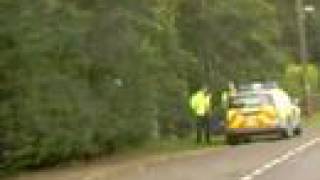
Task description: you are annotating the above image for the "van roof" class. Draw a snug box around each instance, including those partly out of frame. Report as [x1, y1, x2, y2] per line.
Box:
[234, 88, 287, 98]
[237, 82, 279, 91]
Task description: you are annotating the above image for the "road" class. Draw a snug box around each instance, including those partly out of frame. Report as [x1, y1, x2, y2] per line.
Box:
[256, 137, 320, 180]
[8, 128, 320, 180]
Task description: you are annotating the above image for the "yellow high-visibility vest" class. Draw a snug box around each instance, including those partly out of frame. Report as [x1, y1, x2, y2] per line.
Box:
[189, 90, 211, 117]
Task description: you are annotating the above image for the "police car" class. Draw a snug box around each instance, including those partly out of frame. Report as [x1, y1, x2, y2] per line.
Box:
[225, 82, 302, 144]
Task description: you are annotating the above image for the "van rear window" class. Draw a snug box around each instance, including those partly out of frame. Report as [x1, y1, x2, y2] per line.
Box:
[229, 94, 272, 108]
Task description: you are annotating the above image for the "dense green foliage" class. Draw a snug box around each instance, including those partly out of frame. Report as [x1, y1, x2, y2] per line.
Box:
[277, 0, 320, 63]
[0, 0, 318, 172]
[282, 64, 318, 97]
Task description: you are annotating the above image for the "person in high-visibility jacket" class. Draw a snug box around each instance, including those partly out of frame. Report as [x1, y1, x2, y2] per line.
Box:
[221, 91, 229, 110]
[221, 82, 237, 115]
[189, 87, 212, 144]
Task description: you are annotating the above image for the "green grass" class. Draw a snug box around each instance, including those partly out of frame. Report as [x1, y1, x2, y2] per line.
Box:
[303, 113, 320, 128]
[2, 136, 225, 179]
[114, 135, 225, 158]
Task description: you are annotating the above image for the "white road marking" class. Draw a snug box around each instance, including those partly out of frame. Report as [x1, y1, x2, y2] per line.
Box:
[240, 138, 320, 180]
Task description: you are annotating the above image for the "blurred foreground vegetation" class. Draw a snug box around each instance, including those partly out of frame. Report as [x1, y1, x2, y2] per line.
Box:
[304, 112, 320, 128]
[1, 0, 320, 173]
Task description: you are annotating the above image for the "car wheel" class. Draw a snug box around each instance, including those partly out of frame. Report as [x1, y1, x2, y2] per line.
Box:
[281, 125, 294, 139]
[280, 119, 294, 139]
[294, 126, 303, 136]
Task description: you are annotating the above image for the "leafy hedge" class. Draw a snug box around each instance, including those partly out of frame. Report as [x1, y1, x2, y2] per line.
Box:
[0, 0, 287, 172]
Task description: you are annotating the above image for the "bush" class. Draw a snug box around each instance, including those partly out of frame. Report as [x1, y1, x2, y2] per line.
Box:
[0, 0, 287, 173]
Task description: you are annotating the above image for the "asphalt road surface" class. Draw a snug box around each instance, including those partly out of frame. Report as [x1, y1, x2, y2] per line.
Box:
[9, 128, 320, 180]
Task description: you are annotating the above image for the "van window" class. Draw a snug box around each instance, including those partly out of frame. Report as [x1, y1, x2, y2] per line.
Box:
[230, 94, 273, 108]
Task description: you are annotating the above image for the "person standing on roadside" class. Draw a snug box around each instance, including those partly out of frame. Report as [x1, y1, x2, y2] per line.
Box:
[221, 81, 237, 120]
[189, 86, 212, 144]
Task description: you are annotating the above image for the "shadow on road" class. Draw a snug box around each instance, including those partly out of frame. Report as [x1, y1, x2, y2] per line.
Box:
[234, 135, 289, 146]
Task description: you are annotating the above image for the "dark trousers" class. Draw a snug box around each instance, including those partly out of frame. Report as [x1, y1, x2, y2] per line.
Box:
[196, 116, 211, 144]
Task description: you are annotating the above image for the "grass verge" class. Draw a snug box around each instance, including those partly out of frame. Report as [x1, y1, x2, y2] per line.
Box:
[3, 135, 225, 179]
[113, 135, 225, 160]
[303, 113, 320, 128]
